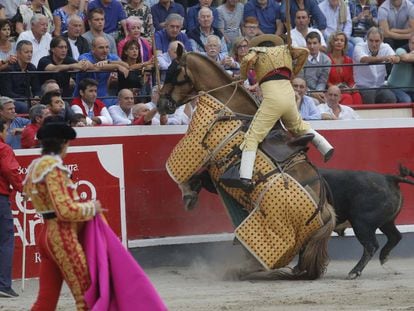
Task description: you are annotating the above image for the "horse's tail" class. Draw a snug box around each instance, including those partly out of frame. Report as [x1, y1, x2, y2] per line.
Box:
[297, 203, 336, 280]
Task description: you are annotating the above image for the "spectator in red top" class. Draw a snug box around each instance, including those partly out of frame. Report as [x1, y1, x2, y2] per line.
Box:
[21, 104, 50, 148]
[132, 103, 166, 125]
[327, 31, 363, 105]
[0, 119, 23, 298]
[71, 78, 113, 126]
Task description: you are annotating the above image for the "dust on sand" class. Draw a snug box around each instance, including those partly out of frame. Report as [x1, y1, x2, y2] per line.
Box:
[1, 258, 414, 311]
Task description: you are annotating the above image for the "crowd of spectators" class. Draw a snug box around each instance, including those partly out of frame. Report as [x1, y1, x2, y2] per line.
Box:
[0, 0, 413, 150]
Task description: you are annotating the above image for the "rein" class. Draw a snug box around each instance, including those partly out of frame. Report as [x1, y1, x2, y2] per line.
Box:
[199, 81, 245, 151]
[163, 55, 244, 107]
[179, 78, 244, 108]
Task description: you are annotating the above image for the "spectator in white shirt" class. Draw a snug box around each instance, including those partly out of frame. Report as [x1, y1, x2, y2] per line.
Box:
[158, 40, 184, 82]
[146, 85, 189, 124]
[319, 0, 353, 55]
[109, 88, 135, 125]
[353, 26, 399, 104]
[318, 85, 360, 119]
[16, 14, 52, 67]
[204, 34, 239, 76]
[158, 40, 183, 69]
[290, 9, 326, 52]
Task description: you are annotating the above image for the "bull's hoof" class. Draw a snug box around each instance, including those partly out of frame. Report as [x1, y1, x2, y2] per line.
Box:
[380, 256, 389, 266]
[347, 271, 361, 280]
[183, 194, 198, 210]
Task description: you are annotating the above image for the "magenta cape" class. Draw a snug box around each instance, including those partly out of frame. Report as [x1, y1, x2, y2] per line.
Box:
[83, 215, 168, 311]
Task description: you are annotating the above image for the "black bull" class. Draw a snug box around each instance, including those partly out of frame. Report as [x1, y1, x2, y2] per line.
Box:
[187, 165, 414, 279]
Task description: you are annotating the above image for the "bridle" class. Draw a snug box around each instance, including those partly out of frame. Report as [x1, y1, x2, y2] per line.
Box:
[159, 55, 245, 114]
[160, 58, 194, 111]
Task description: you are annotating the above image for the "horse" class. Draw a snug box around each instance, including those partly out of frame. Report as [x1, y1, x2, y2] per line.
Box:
[159, 50, 336, 280]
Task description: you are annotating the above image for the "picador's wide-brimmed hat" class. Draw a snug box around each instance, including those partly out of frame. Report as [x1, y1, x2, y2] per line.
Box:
[37, 116, 76, 141]
[248, 34, 284, 48]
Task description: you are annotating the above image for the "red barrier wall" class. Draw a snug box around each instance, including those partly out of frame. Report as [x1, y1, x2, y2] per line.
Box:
[11, 118, 414, 279]
[70, 119, 414, 241]
[13, 145, 125, 279]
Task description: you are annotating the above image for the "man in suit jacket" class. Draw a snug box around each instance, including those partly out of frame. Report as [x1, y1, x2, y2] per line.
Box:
[299, 31, 331, 103]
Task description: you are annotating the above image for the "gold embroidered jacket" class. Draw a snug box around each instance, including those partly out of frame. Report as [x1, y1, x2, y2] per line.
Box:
[240, 45, 309, 83]
[23, 155, 96, 221]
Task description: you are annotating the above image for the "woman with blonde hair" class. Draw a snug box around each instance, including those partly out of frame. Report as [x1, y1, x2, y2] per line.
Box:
[327, 31, 362, 106]
[231, 36, 261, 99]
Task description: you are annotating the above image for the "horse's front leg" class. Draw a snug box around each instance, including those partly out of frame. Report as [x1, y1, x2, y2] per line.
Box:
[178, 179, 201, 211]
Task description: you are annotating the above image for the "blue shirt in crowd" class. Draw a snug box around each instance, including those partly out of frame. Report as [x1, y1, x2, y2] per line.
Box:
[243, 0, 281, 34]
[187, 4, 220, 30]
[154, 29, 193, 53]
[298, 95, 322, 120]
[280, 0, 327, 31]
[7, 117, 31, 149]
[73, 52, 120, 97]
[88, 0, 127, 34]
[151, 2, 187, 31]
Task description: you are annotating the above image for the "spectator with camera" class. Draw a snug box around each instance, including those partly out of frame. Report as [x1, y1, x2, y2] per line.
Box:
[349, 0, 377, 43]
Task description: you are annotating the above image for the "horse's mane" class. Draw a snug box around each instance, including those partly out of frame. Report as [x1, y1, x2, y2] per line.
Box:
[182, 52, 259, 109]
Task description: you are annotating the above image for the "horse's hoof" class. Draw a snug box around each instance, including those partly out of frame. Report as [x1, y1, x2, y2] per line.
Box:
[292, 265, 304, 276]
[347, 271, 361, 280]
[334, 229, 346, 237]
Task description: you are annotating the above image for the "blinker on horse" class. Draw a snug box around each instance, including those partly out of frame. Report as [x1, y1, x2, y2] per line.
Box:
[160, 51, 336, 280]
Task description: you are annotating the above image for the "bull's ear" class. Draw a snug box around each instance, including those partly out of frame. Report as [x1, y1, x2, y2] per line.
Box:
[176, 43, 184, 60]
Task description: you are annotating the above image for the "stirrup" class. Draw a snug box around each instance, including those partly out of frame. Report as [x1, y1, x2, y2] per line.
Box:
[287, 133, 315, 147]
[219, 166, 254, 192]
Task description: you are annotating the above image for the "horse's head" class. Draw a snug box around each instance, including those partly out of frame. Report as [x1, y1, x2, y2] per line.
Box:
[158, 46, 194, 115]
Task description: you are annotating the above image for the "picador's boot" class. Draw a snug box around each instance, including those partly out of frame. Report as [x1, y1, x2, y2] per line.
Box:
[306, 129, 334, 162]
[220, 150, 256, 192]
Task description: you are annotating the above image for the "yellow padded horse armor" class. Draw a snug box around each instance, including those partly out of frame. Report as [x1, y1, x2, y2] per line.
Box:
[166, 94, 322, 270]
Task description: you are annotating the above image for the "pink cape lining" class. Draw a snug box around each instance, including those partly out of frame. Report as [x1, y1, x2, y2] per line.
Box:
[83, 215, 168, 311]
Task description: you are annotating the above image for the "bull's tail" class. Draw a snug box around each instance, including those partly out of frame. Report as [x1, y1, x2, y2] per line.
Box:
[386, 164, 414, 186]
[396, 164, 414, 185]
